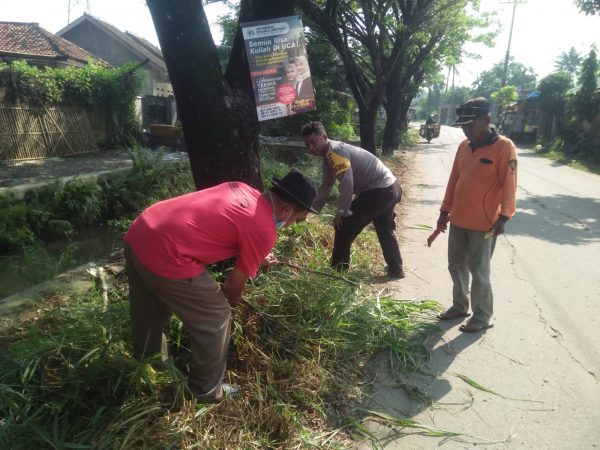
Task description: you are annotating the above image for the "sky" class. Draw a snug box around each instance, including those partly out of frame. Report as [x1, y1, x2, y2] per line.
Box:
[456, 0, 600, 86]
[3, 0, 600, 87]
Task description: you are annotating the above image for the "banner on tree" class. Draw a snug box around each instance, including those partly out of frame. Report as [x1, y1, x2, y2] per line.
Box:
[241, 15, 316, 121]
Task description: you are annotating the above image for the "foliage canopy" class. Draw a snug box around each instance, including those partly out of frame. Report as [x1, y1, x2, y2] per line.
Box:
[297, 0, 495, 152]
[491, 85, 518, 114]
[471, 60, 537, 100]
[571, 47, 599, 125]
[554, 47, 583, 78]
[574, 0, 600, 14]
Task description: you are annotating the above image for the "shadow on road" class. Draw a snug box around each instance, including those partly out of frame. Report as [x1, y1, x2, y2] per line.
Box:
[511, 194, 600, 245]
[362, 318, 487, 430]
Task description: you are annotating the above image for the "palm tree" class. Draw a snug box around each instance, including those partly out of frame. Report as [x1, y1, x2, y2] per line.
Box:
[554, 47, 582, 77]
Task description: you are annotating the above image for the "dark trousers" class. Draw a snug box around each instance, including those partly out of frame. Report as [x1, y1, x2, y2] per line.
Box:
[331, 181, 403, 271]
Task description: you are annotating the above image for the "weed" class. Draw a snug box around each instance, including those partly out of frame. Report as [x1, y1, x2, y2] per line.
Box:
[10, 239, 79, 284]
[0, 215, 438, 449]
[0, 149, 439, 447]
[53, 178, 103, 227]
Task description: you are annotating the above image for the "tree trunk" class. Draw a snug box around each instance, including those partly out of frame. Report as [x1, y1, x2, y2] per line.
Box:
[382, 96, 401, 154]
[382, 68, 425, 154]
[147, 0, 296, 190]
[358, 106, 377, 153]
[383, 97, 413, 154]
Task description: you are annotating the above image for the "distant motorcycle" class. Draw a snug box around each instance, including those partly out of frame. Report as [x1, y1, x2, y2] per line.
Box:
[419, 123, 441, 143]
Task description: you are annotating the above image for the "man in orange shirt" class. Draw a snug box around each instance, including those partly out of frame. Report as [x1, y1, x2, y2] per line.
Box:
[436, 97, 518, 332]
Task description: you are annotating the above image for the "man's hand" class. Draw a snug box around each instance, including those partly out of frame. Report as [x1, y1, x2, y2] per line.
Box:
[226, 296, 243, 307]
[437, 211, 450, 232]
[487, 217, 507, 238]
[261, 252, 279, 268]
[222, 267, 247, 306]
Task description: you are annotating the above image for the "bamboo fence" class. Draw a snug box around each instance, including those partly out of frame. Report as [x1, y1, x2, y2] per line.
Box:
[0, 106, 98, 163]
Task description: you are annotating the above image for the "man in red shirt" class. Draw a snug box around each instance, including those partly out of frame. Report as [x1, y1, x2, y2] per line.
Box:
[124, 170, 317, 403]
[436, 97, 518, 333]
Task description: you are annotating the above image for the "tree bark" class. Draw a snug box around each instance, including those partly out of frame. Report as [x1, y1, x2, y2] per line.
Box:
[147, 0, 296, 190]
[358, 106, 377, 153]
[382, 77, 402, 154]
[382, 85, 416, 154]
[381, 44, 431, 154]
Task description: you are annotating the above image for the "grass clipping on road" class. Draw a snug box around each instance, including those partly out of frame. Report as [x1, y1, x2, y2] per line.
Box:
[0, 215, 439, 448]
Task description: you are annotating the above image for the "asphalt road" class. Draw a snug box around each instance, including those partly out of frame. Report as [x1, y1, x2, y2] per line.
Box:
[361, 125, 600, 449]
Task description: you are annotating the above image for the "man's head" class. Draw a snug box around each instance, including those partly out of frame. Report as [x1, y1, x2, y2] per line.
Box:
[269, 169, 318, 226]
[302, 121, 329, 156]
[452, 97, 492, 143]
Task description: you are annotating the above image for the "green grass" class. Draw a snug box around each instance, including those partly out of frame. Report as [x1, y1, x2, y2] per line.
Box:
[0, 149, 441, 448]
[0, 217, 439, 449]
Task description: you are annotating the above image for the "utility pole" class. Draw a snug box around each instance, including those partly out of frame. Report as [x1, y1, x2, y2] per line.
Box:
[500, 0, 526, 87]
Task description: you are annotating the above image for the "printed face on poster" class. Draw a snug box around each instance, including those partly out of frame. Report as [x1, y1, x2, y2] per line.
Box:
[241, 16, 316, 122]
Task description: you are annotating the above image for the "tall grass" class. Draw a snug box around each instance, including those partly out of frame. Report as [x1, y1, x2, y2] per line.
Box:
[0, 217, 438, 449]
[0, 149, 439, 448]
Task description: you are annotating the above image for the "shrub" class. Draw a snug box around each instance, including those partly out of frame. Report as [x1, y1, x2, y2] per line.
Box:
[0, 61, 144, 143]
[52, 178, 103, 227]
[0, 149, 194, 252]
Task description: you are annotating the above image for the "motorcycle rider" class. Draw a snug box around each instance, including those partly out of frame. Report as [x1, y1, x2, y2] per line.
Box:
[423, 114, 438, 142]
[425, 114, 437, 125]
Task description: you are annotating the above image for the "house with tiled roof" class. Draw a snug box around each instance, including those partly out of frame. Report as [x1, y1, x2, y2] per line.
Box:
[57, 13, 171, 97]
[0, 21, 107, 68]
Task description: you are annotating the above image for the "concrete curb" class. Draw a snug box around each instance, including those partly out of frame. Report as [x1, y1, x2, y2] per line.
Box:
[0, 166, 133, 201]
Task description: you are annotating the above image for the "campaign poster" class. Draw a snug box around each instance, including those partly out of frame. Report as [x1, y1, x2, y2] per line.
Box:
[241, 15, 316, 121]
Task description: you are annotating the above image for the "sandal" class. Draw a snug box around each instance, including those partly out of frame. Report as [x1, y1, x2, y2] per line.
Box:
[437, 309, 470, 321]
[459, 320, 494, 333]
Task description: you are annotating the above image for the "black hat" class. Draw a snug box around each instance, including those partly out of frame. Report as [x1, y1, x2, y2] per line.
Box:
[452, 97, 490, 127]
[271, 169, 318, 213]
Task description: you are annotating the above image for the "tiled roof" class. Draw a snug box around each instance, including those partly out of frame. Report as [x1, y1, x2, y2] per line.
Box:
[58, 14, 167, 73]
[0, 21, 106, 65]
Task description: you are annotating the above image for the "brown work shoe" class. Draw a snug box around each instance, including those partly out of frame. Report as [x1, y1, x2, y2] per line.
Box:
[459, 319, 493, 333]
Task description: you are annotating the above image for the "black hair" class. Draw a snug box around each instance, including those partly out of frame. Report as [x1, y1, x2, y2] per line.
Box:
[301, 121, 326, 136]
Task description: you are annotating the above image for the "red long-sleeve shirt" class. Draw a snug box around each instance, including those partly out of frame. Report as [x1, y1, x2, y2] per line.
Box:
[124, 182, 276, 279]
[441, 135, 517, 231]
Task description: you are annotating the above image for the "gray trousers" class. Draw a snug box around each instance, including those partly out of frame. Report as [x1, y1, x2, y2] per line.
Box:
[124, 243, 231, 402]
[447, 224, 496, 325]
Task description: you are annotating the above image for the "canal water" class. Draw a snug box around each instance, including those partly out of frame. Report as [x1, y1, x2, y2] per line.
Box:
[0, 225, 123, 300]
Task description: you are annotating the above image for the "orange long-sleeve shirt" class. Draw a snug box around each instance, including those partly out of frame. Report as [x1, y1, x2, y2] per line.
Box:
[441, 135, 517, 231]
